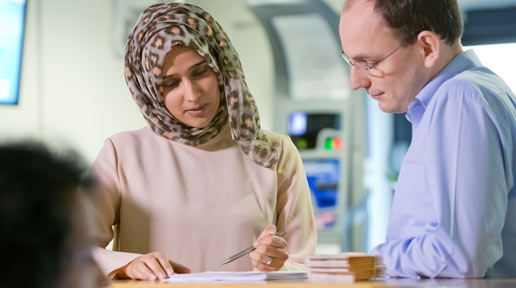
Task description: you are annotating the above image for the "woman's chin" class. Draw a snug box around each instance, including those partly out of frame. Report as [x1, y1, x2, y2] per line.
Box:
[183, 118, 211, 129]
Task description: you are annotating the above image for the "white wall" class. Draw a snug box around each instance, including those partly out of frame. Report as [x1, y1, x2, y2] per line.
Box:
[0, 0, 145, 163]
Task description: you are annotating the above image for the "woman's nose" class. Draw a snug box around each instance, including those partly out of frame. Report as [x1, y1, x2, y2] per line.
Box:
[183, 79, 200, 102]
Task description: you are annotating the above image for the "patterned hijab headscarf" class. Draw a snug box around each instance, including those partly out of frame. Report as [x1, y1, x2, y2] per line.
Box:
[124, 3, 279, 168]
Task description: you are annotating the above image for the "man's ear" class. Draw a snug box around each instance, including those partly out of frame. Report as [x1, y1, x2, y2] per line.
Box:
[416, 31, 440, 68]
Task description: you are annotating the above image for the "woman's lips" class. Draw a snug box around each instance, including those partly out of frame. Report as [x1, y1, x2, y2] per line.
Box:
[186, 104, 207, 116]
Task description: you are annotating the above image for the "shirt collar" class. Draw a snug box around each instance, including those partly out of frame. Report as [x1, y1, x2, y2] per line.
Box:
[406, 50, 482, 126]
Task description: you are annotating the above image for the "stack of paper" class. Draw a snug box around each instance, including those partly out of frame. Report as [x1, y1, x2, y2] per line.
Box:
[163, 271, 308, 283]
[305, 252, 385, 282]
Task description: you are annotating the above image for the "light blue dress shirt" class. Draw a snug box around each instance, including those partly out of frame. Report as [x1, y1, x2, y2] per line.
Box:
[371, 50, 516, 278]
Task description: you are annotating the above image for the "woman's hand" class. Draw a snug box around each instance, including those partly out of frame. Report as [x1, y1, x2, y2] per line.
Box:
[249, 225, 288, 271]
[112, 251, 190, 280]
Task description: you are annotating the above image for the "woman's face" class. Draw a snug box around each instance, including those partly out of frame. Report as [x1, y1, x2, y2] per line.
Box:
[161, 45, 221, 128]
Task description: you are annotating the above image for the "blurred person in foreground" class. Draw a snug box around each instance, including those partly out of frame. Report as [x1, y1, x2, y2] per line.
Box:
[0, 142, 107, 288]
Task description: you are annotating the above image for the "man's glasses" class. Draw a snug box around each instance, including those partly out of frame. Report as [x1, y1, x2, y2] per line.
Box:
[340, 45, 402, 77]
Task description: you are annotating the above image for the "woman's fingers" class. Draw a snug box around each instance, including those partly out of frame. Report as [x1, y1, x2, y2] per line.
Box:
[249, 247, 288, 264]
[255, 234, 288, 248]
[252, 260, 277, 272]
[250, 225, 289, 271]
[251, 244, 288, 260]
[132, 261, 157, 280]
[170, 260, 191, 274]
[155, 253, 174, 276]
[256, 224, 277, 242]
[141, 255, 169, 280]
[249, 242, 288, 271]
[123, 251, 191, 280]
[250, 252, 286, 271]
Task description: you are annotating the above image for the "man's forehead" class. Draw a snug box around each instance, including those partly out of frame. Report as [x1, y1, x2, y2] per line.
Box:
[340, 0, 383, 36]
[339, 1, 395, 57]
[339, 1, 385, 36]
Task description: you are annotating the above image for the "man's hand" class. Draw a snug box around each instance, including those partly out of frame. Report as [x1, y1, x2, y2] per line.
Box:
[113, 251, 190, 280]
[249, 225, 288, 271]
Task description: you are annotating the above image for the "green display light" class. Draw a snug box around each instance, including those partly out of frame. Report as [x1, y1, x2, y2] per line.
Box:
[324, 138, 333, 150]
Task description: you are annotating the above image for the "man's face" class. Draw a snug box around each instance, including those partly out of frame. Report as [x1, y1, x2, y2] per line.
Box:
[339, 0, 427, 113]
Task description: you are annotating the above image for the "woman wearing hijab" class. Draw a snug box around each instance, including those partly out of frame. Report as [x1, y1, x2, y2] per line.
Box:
[91, 3, 316, 280]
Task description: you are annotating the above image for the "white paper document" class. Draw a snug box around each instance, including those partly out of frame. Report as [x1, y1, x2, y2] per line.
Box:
[163, 271, 308, 283]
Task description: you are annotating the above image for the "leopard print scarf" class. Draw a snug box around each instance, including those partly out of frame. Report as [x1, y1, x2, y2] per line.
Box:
[124, 3, 279, 168]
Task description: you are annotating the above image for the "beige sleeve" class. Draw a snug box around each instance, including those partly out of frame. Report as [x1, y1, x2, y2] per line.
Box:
[275, 135, 317, 268]
[90, 139, 141, 276]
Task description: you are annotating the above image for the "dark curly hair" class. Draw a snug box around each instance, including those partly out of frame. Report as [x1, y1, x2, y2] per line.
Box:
[0, 142, 94, 288]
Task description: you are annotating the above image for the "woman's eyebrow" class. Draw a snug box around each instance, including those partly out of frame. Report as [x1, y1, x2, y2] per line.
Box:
[163, 60, 208, 78]
[189, 60, 208, 71]
[162, 73, 179, 79]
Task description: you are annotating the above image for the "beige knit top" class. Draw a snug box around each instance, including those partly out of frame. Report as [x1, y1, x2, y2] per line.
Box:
[91, 124, 317, 274]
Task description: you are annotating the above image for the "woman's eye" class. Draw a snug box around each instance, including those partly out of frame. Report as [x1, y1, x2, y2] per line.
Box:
[162, 79, 180, 89]
[192, 66, 208, 78]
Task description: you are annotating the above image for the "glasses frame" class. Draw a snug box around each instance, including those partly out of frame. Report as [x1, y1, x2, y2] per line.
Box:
[341, 45, 402, 77]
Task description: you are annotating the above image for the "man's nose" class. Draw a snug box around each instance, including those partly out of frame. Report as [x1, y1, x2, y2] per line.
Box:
[349, 66, 371, 91]
[183, 79, 200, 102]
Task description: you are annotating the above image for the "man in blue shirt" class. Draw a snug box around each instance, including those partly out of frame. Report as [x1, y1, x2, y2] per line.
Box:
[339, 0, 515, 278]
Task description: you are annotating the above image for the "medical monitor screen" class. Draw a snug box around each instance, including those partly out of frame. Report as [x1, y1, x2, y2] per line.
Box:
[0, 0, 27, 105]
[288, 112, 341, 150]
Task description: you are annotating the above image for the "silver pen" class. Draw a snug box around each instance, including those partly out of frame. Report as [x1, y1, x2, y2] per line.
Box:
[220, 230, 287, 266]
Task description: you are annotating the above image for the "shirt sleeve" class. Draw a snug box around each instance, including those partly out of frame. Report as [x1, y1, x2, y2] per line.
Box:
[90, 139, 141, 276]
[275, 135, 318, 267]
[372, 89, 508, 278]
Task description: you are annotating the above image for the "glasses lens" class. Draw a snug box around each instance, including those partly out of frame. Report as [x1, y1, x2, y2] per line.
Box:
[367, 68, 384, 78]
[341, 51, 385, 77]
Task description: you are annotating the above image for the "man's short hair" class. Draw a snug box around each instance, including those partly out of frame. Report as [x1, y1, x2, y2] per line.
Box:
[0, 142, 94, 288]
[346, 0, 463, 46]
